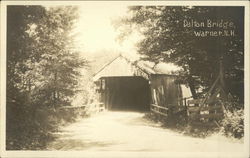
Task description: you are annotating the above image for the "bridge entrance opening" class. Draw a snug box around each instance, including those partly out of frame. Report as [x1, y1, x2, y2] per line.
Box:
[100, 76, 151, 112]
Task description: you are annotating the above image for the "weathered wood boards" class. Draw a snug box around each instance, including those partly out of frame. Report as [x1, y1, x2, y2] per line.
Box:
[150, 75, 184, 108]
[150, 95, 224, 127]
[58, 103, 105, 113]
[93, 55, 189, 113]
[187, 96, 224, 127]
[186, 63, 227, 127]
[151, 104, 168, 117]
[187, 98, 219, 105]
[188, 105, 222, 112]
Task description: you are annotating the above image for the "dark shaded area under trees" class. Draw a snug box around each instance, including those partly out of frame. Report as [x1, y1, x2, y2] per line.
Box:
[6, 6, 87, 150]
[117, 6, 244, 102]
[116, 6, 244, 138]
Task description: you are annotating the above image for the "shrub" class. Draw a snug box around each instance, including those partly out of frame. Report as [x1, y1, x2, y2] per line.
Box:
[6, 104, 56, 150]
[220, 108, 244, 139]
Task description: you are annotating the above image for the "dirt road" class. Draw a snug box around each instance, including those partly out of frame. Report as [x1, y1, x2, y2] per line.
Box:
[47, 111, 243, 152]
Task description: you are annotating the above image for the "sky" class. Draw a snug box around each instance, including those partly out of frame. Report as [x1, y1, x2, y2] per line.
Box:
[72, 4, 180, 72]
[73, 4, 140, 57]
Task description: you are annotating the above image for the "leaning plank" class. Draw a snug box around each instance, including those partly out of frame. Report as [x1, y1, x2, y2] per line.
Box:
[189, 113, 224, 119]
[151, 108, 168, 117]
[151, 104, 168, 111]
[188, 106, 223, 114]
[200, 105, 222, 111]
[187, 99, 203, 104]
[206, 98, 220, 104]
[188, 106, 200, 112]
[188, 98, 219, 105]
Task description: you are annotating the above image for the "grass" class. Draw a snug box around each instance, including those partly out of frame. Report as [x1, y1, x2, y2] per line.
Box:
[143, 112, 221, 138]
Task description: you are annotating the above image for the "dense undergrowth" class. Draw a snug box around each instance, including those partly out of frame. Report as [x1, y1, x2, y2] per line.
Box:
[144, 112, 217, 138]
[6, 104, 88, 150]
[144, 100, 244, 140]
[219, 100, 244, 139]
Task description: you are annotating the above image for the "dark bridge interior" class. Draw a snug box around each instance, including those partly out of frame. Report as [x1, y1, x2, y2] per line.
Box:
[101, 76, 151, 112]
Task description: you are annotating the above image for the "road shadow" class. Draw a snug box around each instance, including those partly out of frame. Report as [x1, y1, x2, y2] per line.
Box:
[47, 139, 115, 150]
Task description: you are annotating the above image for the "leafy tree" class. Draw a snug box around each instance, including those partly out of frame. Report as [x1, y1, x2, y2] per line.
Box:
[27, 6, 87, 107]
[7, 5, 45, 105]
[7, 5, 46, 149]
[117, 6, 244, 101]
[6, 5, 86, 149]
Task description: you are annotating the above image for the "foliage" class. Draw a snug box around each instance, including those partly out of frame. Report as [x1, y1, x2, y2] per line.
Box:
[144, 99, 244, 139]
[6, 105, 57, 150]
[6, 6, 87, 150]
[220, 100, 244, 139]
[117, 6, 244, 102]
[144, 111, 218, 138]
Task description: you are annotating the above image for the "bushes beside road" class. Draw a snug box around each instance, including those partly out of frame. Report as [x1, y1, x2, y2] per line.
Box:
[144, 99, 244, 140]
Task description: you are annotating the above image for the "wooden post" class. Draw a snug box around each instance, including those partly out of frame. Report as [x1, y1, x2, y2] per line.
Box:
[187, 76, 198, 99]
[184, 98, 187, 109]
[219, 59, 227, 99]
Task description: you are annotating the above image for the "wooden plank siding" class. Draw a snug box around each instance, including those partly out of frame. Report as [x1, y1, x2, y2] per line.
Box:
[188, 105, 223, 112]
[150, 75, 184, 108]
[151, 104, 168, 117]
[92, 54, 193, 119]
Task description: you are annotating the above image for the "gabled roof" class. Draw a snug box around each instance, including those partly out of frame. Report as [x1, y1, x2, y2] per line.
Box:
[121, 55, 157, 75]
[122, 54, 182, 75]
[93, 54, 181, 81]
[92, 55, 121, 77]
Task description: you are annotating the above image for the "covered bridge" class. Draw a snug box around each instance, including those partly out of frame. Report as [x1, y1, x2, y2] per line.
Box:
[93, 54, 192, 112]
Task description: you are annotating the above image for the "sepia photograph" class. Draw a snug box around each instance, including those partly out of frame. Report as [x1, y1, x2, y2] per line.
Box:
[0, 1, 249, 158]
